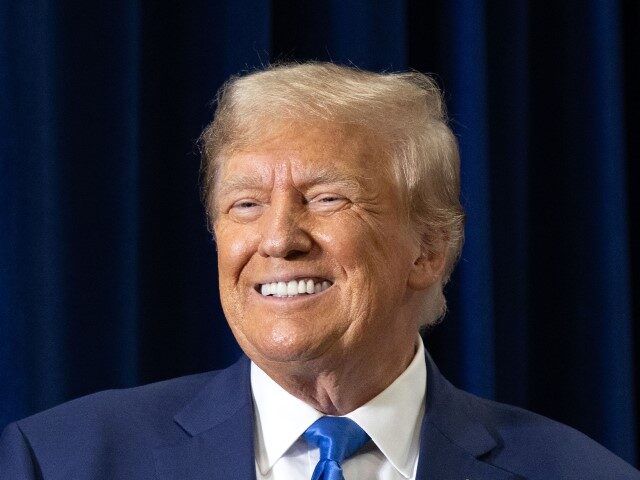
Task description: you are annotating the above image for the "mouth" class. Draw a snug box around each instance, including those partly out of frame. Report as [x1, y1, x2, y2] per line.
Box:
[254, 277, 333, 298]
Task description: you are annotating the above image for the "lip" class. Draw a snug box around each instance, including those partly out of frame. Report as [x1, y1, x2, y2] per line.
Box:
[252, 277, 333, 295]
[251, 282, 334, 302]
[253, 275, 332, 287]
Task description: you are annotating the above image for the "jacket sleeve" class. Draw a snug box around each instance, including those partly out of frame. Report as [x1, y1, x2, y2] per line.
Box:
[0, 422, 41, 479]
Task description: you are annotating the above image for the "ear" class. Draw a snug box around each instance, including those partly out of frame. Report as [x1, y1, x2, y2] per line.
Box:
[407, 237, 447, 291]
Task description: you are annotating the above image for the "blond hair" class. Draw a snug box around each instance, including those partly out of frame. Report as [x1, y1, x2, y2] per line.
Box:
[199, 62, 464, 326]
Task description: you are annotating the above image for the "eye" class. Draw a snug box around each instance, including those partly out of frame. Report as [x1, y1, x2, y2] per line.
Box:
[318, 195, 341, 203]
[309, 193, 348, 212]
[228, 198, 263, 220]
[234, 200, 259, 209]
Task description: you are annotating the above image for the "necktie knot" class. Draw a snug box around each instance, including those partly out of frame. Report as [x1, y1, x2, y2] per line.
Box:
[303, 416, 370, 480]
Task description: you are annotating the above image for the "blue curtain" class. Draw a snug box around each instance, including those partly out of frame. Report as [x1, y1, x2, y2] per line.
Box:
[1, 0, 638, 467]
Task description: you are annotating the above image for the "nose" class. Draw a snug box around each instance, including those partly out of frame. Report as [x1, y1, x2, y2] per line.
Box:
[258, 195, 313, 259]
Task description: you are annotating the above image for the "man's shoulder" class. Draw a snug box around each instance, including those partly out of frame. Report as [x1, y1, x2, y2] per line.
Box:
[1, 359, 253, 478]
[453, 387, 640, 479]
[2, 364, 237, 472]
[16, 369, 217, 437]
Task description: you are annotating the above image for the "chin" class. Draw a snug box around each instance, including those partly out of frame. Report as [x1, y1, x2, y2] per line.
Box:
[240, 324, 338, 365]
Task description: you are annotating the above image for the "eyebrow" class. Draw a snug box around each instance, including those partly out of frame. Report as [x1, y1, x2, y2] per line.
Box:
[296, 168, 366, 192]
[217, 172, 267, 197]
[217, 168, 367, 198]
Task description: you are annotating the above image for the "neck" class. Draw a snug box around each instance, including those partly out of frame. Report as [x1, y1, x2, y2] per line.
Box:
[255, 336, 417, 415]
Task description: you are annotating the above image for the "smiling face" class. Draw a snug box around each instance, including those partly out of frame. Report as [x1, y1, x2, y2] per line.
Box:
[214, 122, 436, 376]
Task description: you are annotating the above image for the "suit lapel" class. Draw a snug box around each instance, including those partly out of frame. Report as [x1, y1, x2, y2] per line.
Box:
[416, 425, 519, 480]
[154, 356, 257, 480]
[416, 352, 524, 480]
[153, 351, 524, 480]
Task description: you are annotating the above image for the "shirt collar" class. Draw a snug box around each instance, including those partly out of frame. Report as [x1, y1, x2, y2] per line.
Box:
[250, 337, 427, 478]
[251, 361, 322, 475]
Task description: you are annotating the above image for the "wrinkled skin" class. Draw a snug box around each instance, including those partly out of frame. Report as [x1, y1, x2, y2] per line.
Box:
[214, 122, 444, 414]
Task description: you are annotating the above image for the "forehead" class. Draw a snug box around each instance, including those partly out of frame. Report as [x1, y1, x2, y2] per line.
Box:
[218, 121, 388, 185]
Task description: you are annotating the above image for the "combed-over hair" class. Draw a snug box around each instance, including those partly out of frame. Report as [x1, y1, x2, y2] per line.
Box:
[199, 62, 464, 327]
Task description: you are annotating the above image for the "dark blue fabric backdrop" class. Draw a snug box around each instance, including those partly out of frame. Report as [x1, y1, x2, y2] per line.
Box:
[1, 0, 638, 467]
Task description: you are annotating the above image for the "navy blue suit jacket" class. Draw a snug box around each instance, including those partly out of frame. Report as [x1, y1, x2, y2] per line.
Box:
[2, 352, 639, 479]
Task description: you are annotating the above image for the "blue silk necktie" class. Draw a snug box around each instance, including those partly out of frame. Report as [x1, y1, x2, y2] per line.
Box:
[303, 416, 371, 480]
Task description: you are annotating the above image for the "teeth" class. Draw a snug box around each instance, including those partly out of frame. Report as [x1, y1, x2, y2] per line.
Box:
[258, 278, 332, 297]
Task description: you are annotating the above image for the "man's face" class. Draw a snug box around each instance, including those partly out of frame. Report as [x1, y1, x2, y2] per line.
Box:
[214, 122, 426, 371]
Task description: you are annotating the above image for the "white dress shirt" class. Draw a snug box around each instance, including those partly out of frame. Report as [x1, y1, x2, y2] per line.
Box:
[251, 338, 427, 480]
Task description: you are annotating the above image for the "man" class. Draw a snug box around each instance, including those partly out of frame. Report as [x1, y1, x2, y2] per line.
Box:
[1, 62, 638, 479]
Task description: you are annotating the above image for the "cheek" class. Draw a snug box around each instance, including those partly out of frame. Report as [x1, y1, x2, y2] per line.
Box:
[316, 223, 388, 292]
[216, 223, 259, 284]
[317, 214, 414, 302]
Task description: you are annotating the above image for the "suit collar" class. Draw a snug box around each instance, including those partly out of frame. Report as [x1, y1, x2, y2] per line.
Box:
[422, 350, 497, 457]
[154, 356, 257, 480]
[416, 350, 522, 479]
[154, 351, 521, 480]
[173, 355, 252, 436]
